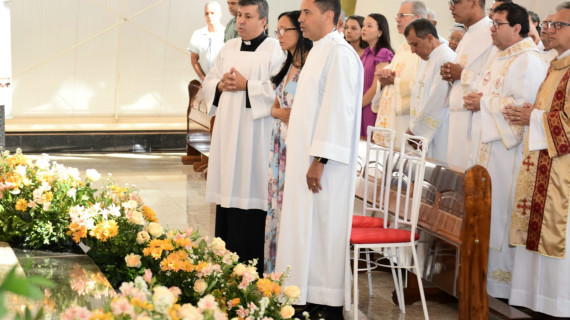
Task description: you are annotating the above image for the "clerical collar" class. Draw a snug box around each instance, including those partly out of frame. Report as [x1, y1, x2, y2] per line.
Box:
[241, 32, 267, 52]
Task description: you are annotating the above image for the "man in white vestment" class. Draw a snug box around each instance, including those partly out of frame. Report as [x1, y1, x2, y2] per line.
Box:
[540, 13, 559, 64]
[504, 2, 570, 316]
[203, 0, 284, 274]
[275, 0, 362, 318]
[188, 2, 225, 81]
[463, 2, 547, 299]
[441, 0, 496, 170]
[405, 19, 456, 162]
[372, 0, 425, 146]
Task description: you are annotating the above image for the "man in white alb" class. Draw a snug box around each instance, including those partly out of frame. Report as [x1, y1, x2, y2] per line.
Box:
[540, 13, 559, 64]
[405, 18, 456, 162]
[462, 2, 547, 299]
[372, 0, 425, 146]
[441, 0, 496, 170]
[202, 0, 284, 273]
[275, 0, 362, 319]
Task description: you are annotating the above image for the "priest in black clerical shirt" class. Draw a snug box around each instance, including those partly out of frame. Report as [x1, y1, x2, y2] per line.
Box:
[201, 0, 284, 274]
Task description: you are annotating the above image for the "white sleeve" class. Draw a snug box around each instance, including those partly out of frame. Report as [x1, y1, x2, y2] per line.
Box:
[528, 109, 548, 151]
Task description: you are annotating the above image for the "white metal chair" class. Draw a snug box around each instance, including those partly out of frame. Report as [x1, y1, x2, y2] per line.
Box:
[348, 127, 395, 302]
[350, 133, 429, 320]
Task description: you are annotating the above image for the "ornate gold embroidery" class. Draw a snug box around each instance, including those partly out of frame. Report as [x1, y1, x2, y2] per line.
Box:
[490, 269, 512, 283]
[497, 38, 536, 59]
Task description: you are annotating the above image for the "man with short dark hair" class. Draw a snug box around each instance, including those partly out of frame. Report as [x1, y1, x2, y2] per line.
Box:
[405, 18, 456, 163]
[275, 0, 362, 318]
[463, 1, 547, 299]
[203, 0, 284, 274]
[224, 0, 239, 41]
[441, 0, 496, 170]
[506, 2, 570, 316]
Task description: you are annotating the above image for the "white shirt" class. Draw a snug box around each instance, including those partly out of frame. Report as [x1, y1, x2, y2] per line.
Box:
[188, 25, 225, 76]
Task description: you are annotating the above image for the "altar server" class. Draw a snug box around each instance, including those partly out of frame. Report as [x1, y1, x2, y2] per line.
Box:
[441, 0, 496, 169]
[463, 2, 547, 299]
[506, 2, 570, 317]
[275, 0, 362, 318]
[405, 19, 456, 162]
[372, 0, 425, 147]
[202, 0, 284, 273]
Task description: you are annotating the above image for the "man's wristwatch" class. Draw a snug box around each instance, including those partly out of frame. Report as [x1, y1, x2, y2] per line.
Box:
[314, 156, 328, 165]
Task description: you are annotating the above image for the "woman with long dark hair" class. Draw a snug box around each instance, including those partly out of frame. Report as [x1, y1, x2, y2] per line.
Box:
[360, 13, 394, 138]
[344, 15, 367, 57]
[265, 10, 312, 273]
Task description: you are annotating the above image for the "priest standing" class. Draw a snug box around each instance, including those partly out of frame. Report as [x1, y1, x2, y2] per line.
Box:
[202, 0, 284, 273]
[463, 2, 547, 299]
[372, 0, 425, 147]
[441, 0, 496, 169]
[505, 2, 570, 317]
[404, 18, 456, 162]
[275, 0, 363, 319]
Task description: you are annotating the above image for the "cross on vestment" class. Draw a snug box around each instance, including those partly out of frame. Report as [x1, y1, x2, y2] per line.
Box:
[516, 198, 530, 216]
[522, 155, 535, 172]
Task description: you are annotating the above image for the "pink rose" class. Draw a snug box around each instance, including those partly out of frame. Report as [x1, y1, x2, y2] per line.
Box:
[125, 254, 142, 268]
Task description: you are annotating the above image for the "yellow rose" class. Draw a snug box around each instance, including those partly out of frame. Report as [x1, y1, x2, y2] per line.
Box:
[233, 264, 246, 276]
[137, 231, 151, 244]
[280, 305, 295, 319]
[125, 254, 142, 268]
[284, 286, 300, 300]
[129, 211, 144, 225]
[148, 222, 164, 238]
[193, 279, 208, 295]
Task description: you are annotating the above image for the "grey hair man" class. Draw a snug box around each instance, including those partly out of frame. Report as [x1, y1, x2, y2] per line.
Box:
[188, 1, 225, 81]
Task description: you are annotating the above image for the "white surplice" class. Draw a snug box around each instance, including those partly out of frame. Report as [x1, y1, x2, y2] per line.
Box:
[275, 30, 363, 307]
[372, 42, 420, 147]
[471, 37, 547, 299]
[203, 37, 285, 210]
[409, 43, 456, 163]
[447, 16, 496, 170]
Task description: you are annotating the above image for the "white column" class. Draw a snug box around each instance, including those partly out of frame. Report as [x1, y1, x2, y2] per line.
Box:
[0, 0, 12, 118]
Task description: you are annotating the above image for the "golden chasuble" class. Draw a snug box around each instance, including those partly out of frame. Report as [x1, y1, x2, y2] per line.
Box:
[509, 54, 570, 258]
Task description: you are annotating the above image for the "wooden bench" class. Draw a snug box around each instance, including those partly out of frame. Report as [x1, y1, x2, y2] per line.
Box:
[181, 80, 214, 175]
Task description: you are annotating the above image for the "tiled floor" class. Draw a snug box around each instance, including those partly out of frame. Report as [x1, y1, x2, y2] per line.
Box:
[21, 152, 558, 320]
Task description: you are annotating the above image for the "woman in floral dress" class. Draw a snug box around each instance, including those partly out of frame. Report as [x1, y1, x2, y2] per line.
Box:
[265, 10, 312, 273]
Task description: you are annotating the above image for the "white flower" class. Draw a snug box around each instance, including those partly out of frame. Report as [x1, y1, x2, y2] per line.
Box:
[153, 286, 176, 314]
[134, 276, 149, 291]
[67, 188, 77, 198]
[14, 165, 27, 177]
[179, 304, 204, 320]
[233, 264, 246, 276]
[108, 203, 121, 217]
[129, 211, 145, 225]
[193, 279, 207, 295]
[283, 286, 300, 300]
[197, 294, 217, 311]
[85, 169, 101, 182]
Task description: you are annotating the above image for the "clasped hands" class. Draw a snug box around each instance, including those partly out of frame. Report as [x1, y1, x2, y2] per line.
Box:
[375, 69, 396, 86]
[217, 67, 247, 92]
[503, 103, 534, 126]
[463, 92, 482, 112]
[440, 62, 462, 83]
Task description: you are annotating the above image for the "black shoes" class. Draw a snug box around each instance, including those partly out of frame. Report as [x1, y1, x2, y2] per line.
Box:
[293, 303, 344, 320]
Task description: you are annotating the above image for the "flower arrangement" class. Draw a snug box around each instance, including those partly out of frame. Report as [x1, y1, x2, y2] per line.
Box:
[0, 150, 300, 319]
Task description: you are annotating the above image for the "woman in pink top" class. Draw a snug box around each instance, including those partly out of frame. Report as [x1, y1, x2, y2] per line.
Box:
[360, 13, 394, 138]
[344, 15, 367, 58]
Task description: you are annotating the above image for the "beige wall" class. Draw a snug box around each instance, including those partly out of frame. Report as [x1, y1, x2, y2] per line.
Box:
[354, 0, 561, 49]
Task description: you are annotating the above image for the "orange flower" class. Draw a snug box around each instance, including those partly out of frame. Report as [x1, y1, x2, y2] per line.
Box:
[88, 310, 114, 320]
[143, 239, 174, 260]
[7, 154, 31, 168]
[160, 251, 194, 272]
[67, 222, 88, 243]
[89, 220, 119, 242]
[174, 237, 192, 248]
[130, 297, 154, 311]
[15, 198, 28, 211]
[43, 191, 54, 202]
[141, 205, 158, 223]
[256, 278, 276, 297]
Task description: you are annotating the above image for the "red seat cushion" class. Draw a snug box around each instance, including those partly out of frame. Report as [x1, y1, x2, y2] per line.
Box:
[350, 227, 419, 244]
[352, 215, 389, 228]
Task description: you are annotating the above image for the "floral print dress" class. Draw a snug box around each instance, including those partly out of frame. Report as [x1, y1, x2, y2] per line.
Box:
[264, 66, 301, 273]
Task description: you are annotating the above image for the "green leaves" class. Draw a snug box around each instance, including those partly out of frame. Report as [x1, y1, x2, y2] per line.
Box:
[0, 265, 54, 319]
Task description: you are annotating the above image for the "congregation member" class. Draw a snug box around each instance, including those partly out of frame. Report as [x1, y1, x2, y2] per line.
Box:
[337, 9, 346, 35]
[405, 19, 456, 162]
[448, 24, 466, 51]
[373, 0, 425, 146]
[360, 13, 394, 138]
[188, 1, 225, 81]
[441, 0, 495, 169]
[275, 0, 362, 318]
[427, 7, 449, 45]
[506, 2, 570, 316]
[265, 10, 312, 273]
[203, 0, 284, 274]
[344, 15, 367, 57]
[540, 13, 559, 64]
[464, 2, 547, 299]
[225, 0, 239, 41]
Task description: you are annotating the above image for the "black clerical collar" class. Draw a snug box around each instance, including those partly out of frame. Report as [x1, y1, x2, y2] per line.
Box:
[240, 32, 267, 52]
